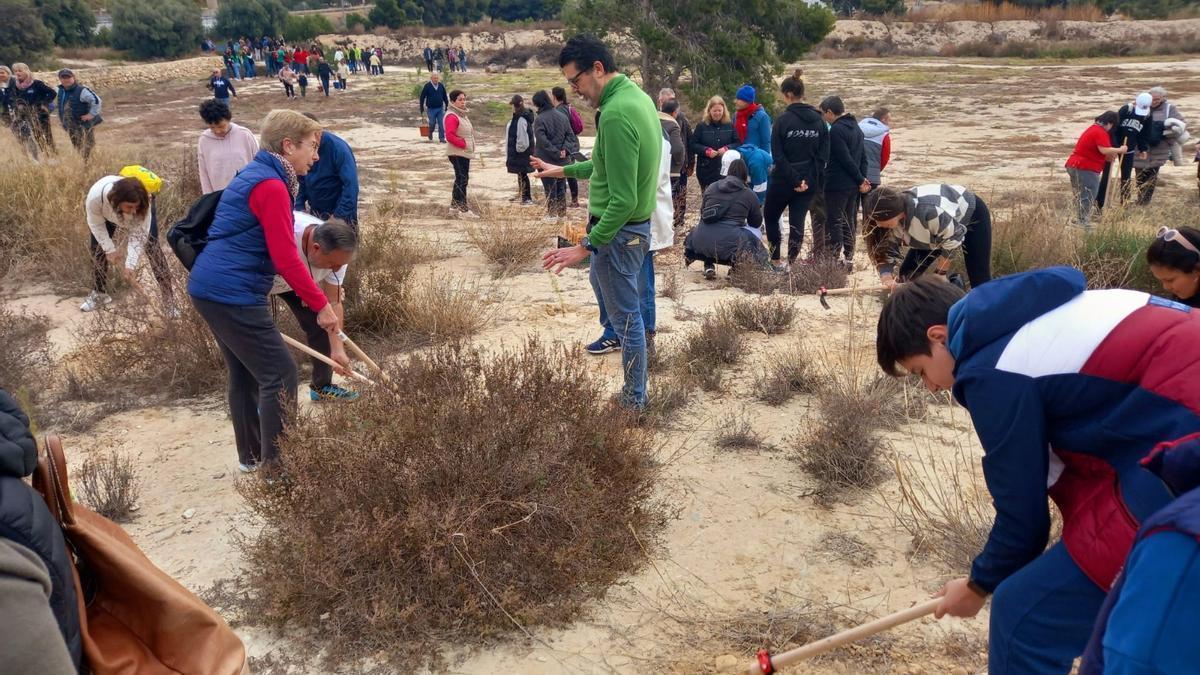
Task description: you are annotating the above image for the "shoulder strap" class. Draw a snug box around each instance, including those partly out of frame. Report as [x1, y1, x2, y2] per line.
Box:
[32, 435, 75, 528]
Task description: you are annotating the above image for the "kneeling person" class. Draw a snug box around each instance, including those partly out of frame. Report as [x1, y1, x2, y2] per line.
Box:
[684, 158, 769, 279]
[877, 267, 1198, 674]
[272, 213, 359, 401]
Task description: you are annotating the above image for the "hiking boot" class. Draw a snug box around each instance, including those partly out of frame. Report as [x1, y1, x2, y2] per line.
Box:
[703, 263, 716, 280]
[310, 384, 360, 402]
[80, 290, 112, 312]
[586, 336, 621, 355]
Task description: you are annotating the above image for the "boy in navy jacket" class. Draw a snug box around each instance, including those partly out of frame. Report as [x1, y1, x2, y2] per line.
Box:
[876, 267, 1196, 674]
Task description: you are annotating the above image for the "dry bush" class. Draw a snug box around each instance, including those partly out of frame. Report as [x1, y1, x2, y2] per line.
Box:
[866, 374, 933, 425]
[714, 410, 765, 450]
[904, 2, 1105, 22]
[76, 449, 141, 521]
[0, 303, 53, 408]
[888, 442, 993, 573]
[643, 371, 694, 427]
[731, 256, 848, 297]
[238, 340, 663, 669]
[793, 387, 890, 504]
[659, 264, 684, 302]
[679, 312, 743, 391]
[466, 215, 555, 278]
[817, 531, 878, 567]
[400, 274, 496, 345]
[754, 346, 820, 406]
[722, 295, 797, 335]
[487, 41, 565, 69]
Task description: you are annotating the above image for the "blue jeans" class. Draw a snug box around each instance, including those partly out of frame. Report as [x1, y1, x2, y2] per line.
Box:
[427, 107, 445, 141]
[589, 223, 651, 409]
[989, 542, 1106, 674]
[216, 96, 230, 108]
[232, 61, 241, 79]
[597, 250, 655, 341]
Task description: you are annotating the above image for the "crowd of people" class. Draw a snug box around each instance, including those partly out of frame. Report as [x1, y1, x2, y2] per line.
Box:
[3, 28, 1200, 675]
[204, 37, 387, 102]
[422, 44, 469, 74]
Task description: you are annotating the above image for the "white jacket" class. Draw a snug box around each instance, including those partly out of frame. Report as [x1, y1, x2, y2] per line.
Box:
[650, 136, 674, 252]
[85, 176, 151, 270]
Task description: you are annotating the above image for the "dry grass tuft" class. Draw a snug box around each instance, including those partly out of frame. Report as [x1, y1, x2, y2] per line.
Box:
[643, 372, 694, 427]
[754, 346, 820, 406]
[722, 295, 797, 335]
[77, 449, 141, 521]
[679, 312, 743, 391]
[659, 263, 685, 302]
[817, 531, 878, 567]
[466, 214, 555, 278]
[713, 410, 765, 450]
[400, 274, 496, 345]
[238, 339, 663, 669]
[794, 386, 890, 504]
[0, 303, 54, 411]
[731, 256, 848, 297]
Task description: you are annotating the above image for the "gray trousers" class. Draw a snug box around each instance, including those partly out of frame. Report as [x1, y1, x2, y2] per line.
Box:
[191, 296, 297, 467]
[1067, 166, 1100, 227]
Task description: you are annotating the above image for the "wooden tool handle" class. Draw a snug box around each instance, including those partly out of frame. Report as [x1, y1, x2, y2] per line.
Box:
[821, 284, 889, 297]
[338, 331, 391, 383]
[746, 599, 940, 673]
[280, 333, 374, 386]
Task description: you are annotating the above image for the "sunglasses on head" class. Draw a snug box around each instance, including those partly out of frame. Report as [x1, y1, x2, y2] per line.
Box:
[1158, 227, 1200, 256]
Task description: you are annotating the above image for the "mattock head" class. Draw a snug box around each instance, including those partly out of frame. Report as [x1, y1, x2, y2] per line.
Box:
[818, 286, 830, 310]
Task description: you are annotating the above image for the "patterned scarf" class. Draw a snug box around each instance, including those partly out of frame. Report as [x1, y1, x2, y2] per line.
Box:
[268, 151, 300, 198]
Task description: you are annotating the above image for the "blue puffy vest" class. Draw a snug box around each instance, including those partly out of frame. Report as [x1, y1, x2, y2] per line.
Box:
[188, 151, 291, 306]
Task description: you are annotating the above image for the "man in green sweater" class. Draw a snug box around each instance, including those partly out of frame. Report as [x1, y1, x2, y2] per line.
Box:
[540, 34, 662, 411]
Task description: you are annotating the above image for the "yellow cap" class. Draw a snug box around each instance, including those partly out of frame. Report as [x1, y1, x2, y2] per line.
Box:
[118, 165, 163, 195]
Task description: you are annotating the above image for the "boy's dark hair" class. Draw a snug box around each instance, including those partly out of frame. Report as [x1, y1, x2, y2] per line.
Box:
[531, 89, 552, 111]
[551, 86, 567, 103]
[1147, 225, 1200, 273]
[661, 99, 679, 115]
[819, 96, 845, 115]
[312, 217, 358, 253]
[779, 69, 805, 99]
[877, 277, 966, 377]
[725, 158, 749, 182]
[872, 106, 890, 120]
[106, 177, 151, 217]
[449, 89, 465, 103]
[199, 99, 232, 124]
[558, 34, 616, 74]
[1095, 110, 1119, 127]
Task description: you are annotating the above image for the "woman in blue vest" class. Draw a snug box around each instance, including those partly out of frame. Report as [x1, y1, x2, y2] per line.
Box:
[188, 109, 346, 474]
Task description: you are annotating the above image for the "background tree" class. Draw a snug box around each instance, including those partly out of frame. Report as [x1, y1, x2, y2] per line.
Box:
[830, 0, 906, 15]
[32, 0, 95, 47]
[215, 0, 289, 39]
[419, 0, 488, 26]
[369, 0, 420, 29]
[488, 0, 565, 21]
[0, 0, 54, 67]
[563, 0, 836, 108]
[343, 12, 373, 31]
[283, 14, 334, 41]
[110, 0, 202, 59]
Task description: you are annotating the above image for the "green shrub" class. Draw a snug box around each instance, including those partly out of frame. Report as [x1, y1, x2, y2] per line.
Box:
[0, 0, 54, 67]
[215, 0, 287, 40]
[110, 0, 202, 59]
[283, 14, 333, 42]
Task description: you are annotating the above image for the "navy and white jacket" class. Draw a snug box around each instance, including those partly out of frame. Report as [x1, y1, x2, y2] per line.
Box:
[948, 267, 1192, 593]
[209, 76, 236, 99]
[296, 131, 359, 225]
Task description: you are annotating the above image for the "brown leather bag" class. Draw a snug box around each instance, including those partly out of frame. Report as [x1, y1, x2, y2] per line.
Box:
[32, 434, 250, 675]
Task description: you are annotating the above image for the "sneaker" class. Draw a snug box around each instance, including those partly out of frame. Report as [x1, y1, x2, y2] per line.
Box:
[460, 210, 481, 219]
[238, 462, 259, 473]
[586, 336, 621, 355]
[79, 291, 112, 312]
[772, 261, 790, 273]
[310, 384, 360, 402]
[703, 264, 716, 280]
[542, 215, 560, 223]
[520, 199, 535, 207]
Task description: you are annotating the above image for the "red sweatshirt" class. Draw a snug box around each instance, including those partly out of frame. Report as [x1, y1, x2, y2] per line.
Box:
[880, 134, 891, 172]
[248, 180, 328, 312]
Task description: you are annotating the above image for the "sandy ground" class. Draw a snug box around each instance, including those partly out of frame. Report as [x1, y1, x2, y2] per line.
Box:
[10, 55, 1200, 674]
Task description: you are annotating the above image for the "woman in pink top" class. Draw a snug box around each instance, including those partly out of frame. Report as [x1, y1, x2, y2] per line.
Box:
[196, 99, 260, 194]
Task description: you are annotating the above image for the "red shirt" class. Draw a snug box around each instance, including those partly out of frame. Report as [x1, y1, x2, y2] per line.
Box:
[1066, 123, 1112, 173]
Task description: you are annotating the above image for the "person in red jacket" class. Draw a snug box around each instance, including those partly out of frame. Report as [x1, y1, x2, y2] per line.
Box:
[294, 47, 309, 74]
[1066, 111, 1127, 228]
[443, 89, 477, 217]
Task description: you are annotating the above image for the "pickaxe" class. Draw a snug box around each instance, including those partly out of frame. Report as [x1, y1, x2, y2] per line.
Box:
[817, 284, 889, 310]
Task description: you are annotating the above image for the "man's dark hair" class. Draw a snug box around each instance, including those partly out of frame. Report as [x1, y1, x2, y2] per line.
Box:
[1147, 225, 1200, 274]
[1095, 110, 1119, 127]
[312, 217, 358, 254]
[877, 277, 966, 377]
[872, 106, 890, 121]
[551, 86, 567, 103]
[199, 99, 232, 124]
[558, 34, 616, 74]
[532, 89, 552, 111]
[819, 96, 845, 115]
[779, 69, 805, 99]
[662, 99, 679, 115]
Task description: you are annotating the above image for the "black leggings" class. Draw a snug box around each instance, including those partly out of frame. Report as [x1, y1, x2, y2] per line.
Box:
[763, 179, 815, 262]
[897, 197, 993, 288]
[825, 188, 858, 261]
[89, 201, 173, 302]
[276, 291, 333, 390]
[449, 156, 470, 210]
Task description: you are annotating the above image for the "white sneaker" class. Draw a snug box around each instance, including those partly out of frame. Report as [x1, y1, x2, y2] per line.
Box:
[460, 210, 480, 219]
[80, 291, 112, 312]
[542, 215, 561, 223]
[238, 462, 259, 473]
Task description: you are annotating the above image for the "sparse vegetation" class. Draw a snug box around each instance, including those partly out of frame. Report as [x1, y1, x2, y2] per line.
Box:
[77, 449, 142, 521]
[678, 312, 743, 391]
[794, 385, 890, 504]
[238, 340, 663, 669]
[466, 214, 554, 278]
[0, 304, 53, 411]
[723, 295, 797, 335]
[714, 410, 765, 450]
[730, 256, 848, 297]
[754, 346, 819, 406]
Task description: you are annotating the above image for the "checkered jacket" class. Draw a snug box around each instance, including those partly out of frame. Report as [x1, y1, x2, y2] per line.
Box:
[868, 183, 977, 274]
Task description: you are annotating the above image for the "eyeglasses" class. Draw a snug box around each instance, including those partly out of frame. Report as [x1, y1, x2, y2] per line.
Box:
[566, 67, 592, 89]
[1158, 227, 1200, 256]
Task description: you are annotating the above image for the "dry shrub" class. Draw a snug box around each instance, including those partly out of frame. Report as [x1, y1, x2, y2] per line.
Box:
[722, 294, 797, 335]
[905, 1, 1105, 22]
[731, 256, 848, 297]
[643, 371, 694, 427]
[400, 274, 495, 345]
[794, 386, 890, 504]
[714, 410, 765, 450]
[659, 264, 684, 302]
[754, 346, 820, 406]
[466, 215, 555, 278]
[679, 312, 743, 391]
[238, 340, 663, 669]
[817, 531, 878, 567]
[76, 449, 141, 521]
[889, 442, 993, 573]
[0, 303, 53, 407]
[866, 374, 933, 425]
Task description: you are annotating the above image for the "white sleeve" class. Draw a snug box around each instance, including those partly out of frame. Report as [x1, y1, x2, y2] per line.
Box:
[85, 186, 116, 254]
[329, 264, 347, 286]
[123, 209, 152, 270]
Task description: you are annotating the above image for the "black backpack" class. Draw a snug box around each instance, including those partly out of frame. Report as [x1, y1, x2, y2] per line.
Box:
[167, 190, 223, 270]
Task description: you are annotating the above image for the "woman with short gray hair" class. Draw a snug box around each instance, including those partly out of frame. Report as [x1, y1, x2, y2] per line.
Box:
[1133, 85, 1186, 205]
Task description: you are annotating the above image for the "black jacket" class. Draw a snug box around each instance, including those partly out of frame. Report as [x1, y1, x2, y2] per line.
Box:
[1113, 102, 1152, 153]
[533, 106, 573, 166]
[506, 108, 535, 173]
[9, 79, 55, 123]
[700, 175, 763, 228]
[690, 121, 739, 187]
[317, 62, 333, 79]
[0, 390, 83, 671]
[825, 113, 868, 192]
[419, 81, 448, 112]
[0, 81, 13, 125]
[770, 102, 828, 190]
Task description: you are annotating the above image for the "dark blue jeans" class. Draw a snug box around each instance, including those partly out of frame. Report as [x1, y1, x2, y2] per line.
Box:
[596, 250, 655, 341]
[427, 107, 445, 141]
[589, 223, 651, 409]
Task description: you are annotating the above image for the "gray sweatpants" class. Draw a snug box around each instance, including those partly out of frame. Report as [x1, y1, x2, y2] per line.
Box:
[191, 296, 297, 467]
[1067, 166, 1101, 227]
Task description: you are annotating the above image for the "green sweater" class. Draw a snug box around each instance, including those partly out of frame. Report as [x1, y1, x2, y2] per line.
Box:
[564, 75, 662, 246]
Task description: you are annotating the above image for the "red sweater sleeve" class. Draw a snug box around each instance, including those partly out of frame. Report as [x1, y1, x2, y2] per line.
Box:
[249, 180, 328, 312]
[445, 114, 466, 149]
[880, 134, 891, 172]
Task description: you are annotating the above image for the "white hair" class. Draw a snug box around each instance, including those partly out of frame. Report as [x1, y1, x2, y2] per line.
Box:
[658, 88, 675, 99]
[1149, 86, 1167, 97]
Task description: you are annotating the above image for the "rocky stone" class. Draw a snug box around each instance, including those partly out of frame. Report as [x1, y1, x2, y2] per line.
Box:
[485, 63, 508, 74]
[182, 508, 196, 520]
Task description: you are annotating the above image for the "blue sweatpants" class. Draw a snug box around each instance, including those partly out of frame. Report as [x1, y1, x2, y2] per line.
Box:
[989, 542, 1107, 674]
[1102, 531, 1200, 674]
